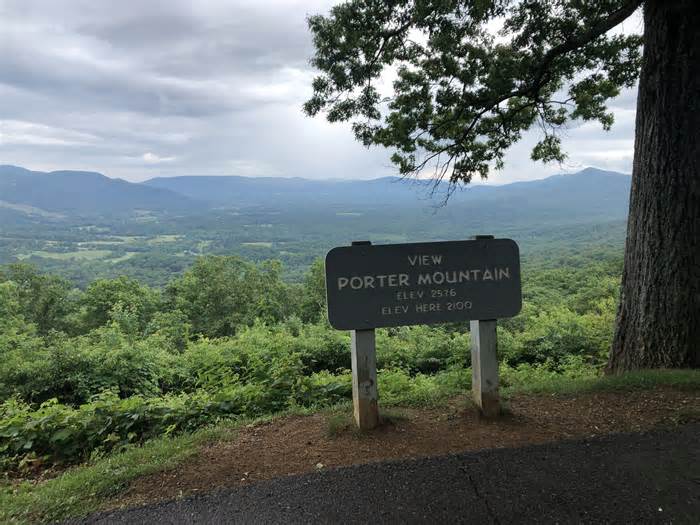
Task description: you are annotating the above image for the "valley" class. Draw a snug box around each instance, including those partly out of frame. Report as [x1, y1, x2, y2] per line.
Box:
[0, 165, 630, 286]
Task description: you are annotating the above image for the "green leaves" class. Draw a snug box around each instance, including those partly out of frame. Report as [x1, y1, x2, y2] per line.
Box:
[81, 276, 160, 335]
[531, 135, 566, 163]
[0, 252, 627, 473]
[0, 263, 77, 335]
[305, 0, 643, 185]
[165, 256, 295, 338]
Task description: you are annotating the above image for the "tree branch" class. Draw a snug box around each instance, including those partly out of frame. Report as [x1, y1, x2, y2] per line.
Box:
[529, 0, 643, 91]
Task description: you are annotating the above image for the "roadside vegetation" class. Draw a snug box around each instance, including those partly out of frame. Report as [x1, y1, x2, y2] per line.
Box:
[0, 254, 622, 470]
[1, 253, 698, 523]
[2, 370, 698, 525]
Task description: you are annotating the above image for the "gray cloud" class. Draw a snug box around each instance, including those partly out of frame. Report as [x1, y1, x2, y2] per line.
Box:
[0, 1, 637, 183]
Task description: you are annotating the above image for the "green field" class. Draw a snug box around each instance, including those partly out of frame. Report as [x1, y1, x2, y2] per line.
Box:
[241, 241, 274, 248]
[146, 235, 182, 244]
[18, 249, 113, 261]
[109, 252, 138, 264]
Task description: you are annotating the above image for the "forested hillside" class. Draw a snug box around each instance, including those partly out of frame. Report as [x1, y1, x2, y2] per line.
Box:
[0, 253, 621, 470]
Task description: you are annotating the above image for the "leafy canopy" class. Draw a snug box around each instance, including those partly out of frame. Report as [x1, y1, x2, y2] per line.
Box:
[304, 0, 642, 185]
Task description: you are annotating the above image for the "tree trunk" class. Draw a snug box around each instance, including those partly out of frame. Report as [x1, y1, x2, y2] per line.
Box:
[608, 0, 700, 372]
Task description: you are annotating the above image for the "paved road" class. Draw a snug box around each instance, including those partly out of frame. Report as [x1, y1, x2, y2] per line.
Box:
[79, 424, 700, 524]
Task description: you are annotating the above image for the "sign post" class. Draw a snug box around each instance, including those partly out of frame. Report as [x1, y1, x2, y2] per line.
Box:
[326, 237, 521, 425]
[470, 319, 499, 417]
[469, 235, 500, 417]
[351, 328, 379, 429]
[349, 241, 379, 430]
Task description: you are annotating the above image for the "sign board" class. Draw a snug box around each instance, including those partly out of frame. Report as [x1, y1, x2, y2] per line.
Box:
[325, 238, 521, 330]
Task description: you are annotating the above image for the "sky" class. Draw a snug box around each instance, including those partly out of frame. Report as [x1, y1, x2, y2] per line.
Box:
[0, 0, 641, 184]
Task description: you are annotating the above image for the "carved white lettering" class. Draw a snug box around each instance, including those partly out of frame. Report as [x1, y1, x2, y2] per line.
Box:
[337, 273, 411, 291]
[396, 290, 425, 301]
[417, 273, 432, 285]
[338, 266, 511, 293]
[382, 305, 409, 315]
[408, 254, 444, 266]
[415, 303, 441, 312]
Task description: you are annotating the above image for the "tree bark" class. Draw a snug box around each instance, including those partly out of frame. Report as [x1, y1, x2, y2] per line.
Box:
[608, 0, 700, 372]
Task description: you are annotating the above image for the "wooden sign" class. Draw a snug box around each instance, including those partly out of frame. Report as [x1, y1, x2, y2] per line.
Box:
[325, 238, 522, 330]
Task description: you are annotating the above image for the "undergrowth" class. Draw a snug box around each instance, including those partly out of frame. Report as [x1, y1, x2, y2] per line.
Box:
[3, 368, 698, 525]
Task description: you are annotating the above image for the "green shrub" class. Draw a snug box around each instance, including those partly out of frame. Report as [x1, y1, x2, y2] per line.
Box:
[295, 370, 352, 407]
[503, 305, 612, 367]
[378, 367, 469, 406]
[0, 324, 179, 406]
[0, 388, 268, 469]
[499, 355, 600, 392]
[0, 256, 632, 472]
[377, 326, 470, 373]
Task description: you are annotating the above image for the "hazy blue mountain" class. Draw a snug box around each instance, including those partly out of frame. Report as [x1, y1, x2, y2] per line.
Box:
[143, 167, 630, 219]
[2, 164, 630, 224]
[0, 165, 198, 215]
[444, 167, 631, 222]
[1, 165, 631, 284]
[142, 174, 431, 206]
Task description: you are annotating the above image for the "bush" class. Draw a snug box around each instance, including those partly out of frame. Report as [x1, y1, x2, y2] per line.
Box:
[377, 326, 470, 373]
[499, 355, 600, 392]
[0, 256, 629, 472]
[0, 382, 302, 470]
[0, 324, 179, 406]
[502, 305, 613, 367]
[378, 367, 469, 406]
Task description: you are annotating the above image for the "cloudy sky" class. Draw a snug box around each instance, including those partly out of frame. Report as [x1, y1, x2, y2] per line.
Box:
[0, 1, 641, 184]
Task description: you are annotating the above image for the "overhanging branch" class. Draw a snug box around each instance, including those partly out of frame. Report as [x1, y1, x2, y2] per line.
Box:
[529, 0, 644, 91]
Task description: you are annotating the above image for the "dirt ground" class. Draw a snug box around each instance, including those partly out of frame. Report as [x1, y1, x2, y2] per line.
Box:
[115, 389, 699, 509]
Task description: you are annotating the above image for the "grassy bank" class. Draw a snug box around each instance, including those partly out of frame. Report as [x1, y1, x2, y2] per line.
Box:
[2, 368, 698, 525]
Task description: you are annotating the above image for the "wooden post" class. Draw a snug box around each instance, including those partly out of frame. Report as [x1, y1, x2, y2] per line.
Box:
[350, 240, 379, 430]
[351, 328, 379, 430]
[470, 319, 500, 417]
[470, 235, 500, 417]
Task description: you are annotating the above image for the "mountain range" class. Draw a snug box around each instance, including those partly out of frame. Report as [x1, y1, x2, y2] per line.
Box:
[0, 165, 195, 215]
[0, 164, 631, 221]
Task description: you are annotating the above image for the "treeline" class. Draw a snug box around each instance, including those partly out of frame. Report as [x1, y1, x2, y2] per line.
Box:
[0, 255, 620, 469]
[0, 257, 324, 339]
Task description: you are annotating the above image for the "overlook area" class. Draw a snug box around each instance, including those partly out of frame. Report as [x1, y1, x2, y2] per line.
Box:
[1, 0, 699, 523]
[1, 164, 698, 523]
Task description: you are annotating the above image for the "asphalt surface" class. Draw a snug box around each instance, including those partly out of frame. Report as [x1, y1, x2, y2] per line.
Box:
[77, 424, 700, 524]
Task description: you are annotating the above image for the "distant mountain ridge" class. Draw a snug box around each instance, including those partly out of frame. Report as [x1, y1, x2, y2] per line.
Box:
[142, 174, 428, 206]
[0, 165, 197, 215]
[0, 164, 630, 220]
[143, 167, 630, 207]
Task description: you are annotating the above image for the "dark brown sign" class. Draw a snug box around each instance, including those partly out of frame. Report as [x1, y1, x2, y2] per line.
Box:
[325, 238, 521, 330]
